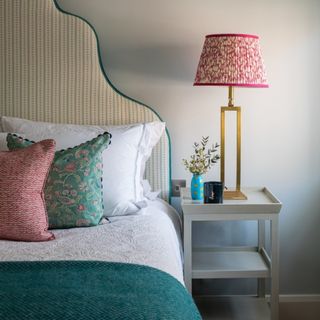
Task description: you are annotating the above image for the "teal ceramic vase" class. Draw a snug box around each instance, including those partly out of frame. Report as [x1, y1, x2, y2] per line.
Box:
[191, 174, 204, 200]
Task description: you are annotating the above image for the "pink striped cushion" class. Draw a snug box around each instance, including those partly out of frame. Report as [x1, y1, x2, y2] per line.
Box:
[0, 139, 56, 241]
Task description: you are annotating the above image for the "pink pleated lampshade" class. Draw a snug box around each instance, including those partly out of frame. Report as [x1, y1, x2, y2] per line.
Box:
[194, 34, 268, 87]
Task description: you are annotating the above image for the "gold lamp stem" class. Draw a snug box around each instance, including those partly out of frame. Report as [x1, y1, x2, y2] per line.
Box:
[228, 86, 234, 107]
[220, 86, 247, 200]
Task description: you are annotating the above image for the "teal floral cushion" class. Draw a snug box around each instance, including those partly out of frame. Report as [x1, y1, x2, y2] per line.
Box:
[7, 132, 111, 229]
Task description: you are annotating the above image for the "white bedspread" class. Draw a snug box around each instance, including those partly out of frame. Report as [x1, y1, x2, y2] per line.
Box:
[0, 199, 184, 284]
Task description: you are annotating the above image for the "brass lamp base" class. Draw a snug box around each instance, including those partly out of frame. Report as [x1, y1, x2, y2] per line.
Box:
[223, 190, 247, 200]
[221, 86, 248, 201]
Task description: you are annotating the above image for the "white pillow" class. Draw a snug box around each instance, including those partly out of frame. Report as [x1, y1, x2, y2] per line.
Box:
[0, 133, 9, 151]
[1, 116, 165, 216]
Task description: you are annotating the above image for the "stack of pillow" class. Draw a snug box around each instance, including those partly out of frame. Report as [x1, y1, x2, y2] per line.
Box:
[0, 116, 165, 242]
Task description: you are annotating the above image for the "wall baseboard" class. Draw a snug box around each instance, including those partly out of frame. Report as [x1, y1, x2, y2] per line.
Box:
[278, 294, 320, 303]
[265, 294, 320, 303]
[194, 294, 320, 303]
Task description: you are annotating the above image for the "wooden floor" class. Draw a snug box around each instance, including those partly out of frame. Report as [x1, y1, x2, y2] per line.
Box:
[194, 296, 320, 320]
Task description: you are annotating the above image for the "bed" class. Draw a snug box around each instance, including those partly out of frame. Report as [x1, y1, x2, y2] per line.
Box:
[0, 0, 201, 319]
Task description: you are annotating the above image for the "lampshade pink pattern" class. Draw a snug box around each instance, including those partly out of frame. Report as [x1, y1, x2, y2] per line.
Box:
[194, 34, 268, 87]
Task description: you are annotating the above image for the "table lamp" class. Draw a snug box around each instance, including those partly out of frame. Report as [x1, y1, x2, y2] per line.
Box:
[194, 33, 268, 200]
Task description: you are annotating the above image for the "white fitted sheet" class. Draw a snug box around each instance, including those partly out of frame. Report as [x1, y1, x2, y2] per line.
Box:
[0, 199, 184, 284]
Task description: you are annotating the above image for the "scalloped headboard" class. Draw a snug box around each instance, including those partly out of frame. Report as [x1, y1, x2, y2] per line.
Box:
[0, 0, 171, 201]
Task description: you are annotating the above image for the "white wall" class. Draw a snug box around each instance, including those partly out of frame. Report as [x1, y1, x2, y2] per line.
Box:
[57, 0, 320, 294]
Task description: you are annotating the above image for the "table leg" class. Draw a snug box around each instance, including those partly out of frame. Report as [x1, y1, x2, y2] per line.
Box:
[258, 219, 266, 298]
[270, 217, 279, 320]
[183, 216, 192, 293]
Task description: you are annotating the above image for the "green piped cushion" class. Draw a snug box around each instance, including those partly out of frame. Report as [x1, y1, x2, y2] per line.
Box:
[7, 132, 111, 229]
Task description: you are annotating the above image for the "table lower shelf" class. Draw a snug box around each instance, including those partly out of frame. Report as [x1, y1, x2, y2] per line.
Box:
[192, 248, 270, 279]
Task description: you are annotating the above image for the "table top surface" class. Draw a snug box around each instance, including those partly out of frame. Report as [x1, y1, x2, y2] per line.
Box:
[181, 187, 281, 207]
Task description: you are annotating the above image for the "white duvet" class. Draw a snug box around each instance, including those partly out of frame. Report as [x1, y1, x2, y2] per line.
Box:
[0, 199, 184, 284]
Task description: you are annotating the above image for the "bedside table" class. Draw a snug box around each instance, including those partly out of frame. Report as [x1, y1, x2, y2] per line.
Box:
[181, 187, 282, 320]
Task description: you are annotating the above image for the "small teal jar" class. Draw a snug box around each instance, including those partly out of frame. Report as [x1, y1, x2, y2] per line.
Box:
[191, 174, 204, 201]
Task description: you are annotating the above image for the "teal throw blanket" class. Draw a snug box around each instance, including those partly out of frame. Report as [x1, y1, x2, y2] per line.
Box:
[0, 261, 201, 320]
